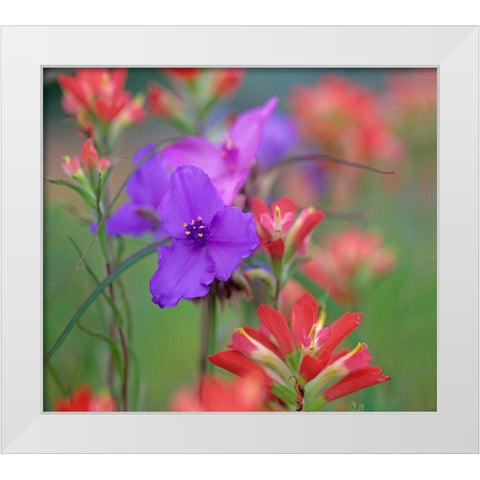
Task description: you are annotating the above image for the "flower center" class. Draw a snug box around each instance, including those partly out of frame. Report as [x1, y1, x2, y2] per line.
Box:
[221, 138, 240, 171]
[183, 216, 208, 244]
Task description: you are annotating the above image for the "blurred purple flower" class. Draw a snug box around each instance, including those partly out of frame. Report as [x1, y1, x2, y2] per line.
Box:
[257, 113, 298, 170]
[149, 165, 259, 308]
[161, 97, 278, 206]
[106, 144, 170, 237]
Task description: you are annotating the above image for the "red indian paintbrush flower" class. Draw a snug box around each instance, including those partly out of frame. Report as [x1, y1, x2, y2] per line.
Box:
[55, 385, 116, 412]
[62, 138, 110, 189]
[58, 68, 145, 146]
[169, 373, 268, 411]
[252, 196, 325, 263]
[301, 227, 396, 307]
[210, 293, 390, 411]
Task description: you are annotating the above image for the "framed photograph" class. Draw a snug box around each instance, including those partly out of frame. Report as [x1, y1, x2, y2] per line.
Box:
[1, 26, 478, 453]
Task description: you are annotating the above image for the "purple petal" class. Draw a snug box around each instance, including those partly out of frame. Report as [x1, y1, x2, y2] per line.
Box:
[158, 165, 224, 238]
[126, 144, 170, 207]
[211, 167, 250, 207]
[257, 113, 298, 169]
[228, 97, 278, 168]
[206, 207, 259, 281]
[149, 239, 215, 308]
[106, 202, 158, 237]
[162, 137, 225, 178]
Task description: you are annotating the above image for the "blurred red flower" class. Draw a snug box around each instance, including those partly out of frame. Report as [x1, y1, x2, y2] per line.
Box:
[169, 373, 267, 411]
[289, 75, 404, 206]
[55, 385, 116, 412]
[211, 68, 245, 97]
[165, 68, 202, 82]
[290, 74, 402, 165]
[301, 227, 396, 307]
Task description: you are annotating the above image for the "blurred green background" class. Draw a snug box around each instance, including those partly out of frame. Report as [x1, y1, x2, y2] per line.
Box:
[43, 68, 436, 411]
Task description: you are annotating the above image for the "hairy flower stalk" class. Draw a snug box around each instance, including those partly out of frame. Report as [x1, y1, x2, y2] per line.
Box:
[210, 293, 390, 411]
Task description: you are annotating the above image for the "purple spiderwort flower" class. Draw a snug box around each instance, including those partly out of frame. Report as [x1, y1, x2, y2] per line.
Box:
[257, 113, 298, 170]
[149, 165, 259, 308]
[106, 144, 170, 237]
[161, 97, 278, 206]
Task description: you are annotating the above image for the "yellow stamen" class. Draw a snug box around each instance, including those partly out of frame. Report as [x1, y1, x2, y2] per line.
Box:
[185, 231, 191, 236]
[274, 205, 283, 233]
[197, 216, 202, 221]
[344, 342, 365, 359]
[183, 223, 187, 227]
[197, 233, 204, 238]
[191, 220, 195, 225]
[199, 225, 205, 229]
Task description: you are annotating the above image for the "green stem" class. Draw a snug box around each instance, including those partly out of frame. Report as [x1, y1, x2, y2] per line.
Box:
[200, 292, 217, 376]
[270, 153, 396, 176]
[118, 326, 129, 411]
[45, 362, 69, 397]
[43, 239, 167, 364]
[208, 294, 217, 364]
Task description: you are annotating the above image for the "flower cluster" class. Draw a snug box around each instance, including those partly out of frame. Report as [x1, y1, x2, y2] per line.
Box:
[58, 68, 145, 150]
[301, 227, 396, 307]
[210, 294, 390, 411]
[62, 138, 110, 181]
[60, 138, 111, 208]
[290, 74, 402, 165]
[289, 75, 404, 206]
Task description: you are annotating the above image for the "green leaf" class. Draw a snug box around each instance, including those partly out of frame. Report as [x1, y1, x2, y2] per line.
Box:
[67, 236, 124, 328]
[292, 271, 327, 301]
[271, 153, 396, 176]
[304, 395, 328, 412]
[45, 178, 96, 208]
[45, 362, 69, 397]
[271, 383, 297, 406]
[44, 239, 167, 364]
[77, 322, 123, 376]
